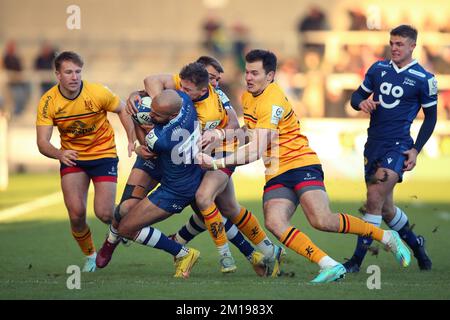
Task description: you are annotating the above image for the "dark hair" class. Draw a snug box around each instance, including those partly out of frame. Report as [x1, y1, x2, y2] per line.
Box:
[54, 51, 84, 71]
[245, 49, 277, 74]
[390, 25, 418, 42]
[179, 62, 209, 89]
[196, 56, 224, 73]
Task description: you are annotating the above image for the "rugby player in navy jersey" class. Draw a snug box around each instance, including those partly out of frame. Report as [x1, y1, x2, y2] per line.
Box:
[344, 25, 436, 272]
[114, 89, 202, 278]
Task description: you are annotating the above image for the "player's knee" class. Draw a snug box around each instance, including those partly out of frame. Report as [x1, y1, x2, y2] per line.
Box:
[69, 215, 86, 231]
[309, 215, 331, 231]
[264, 216, 284, 239]
[119, 199, 137, 216]
[195, 190, 214, 211]
[95, 208, 113, 224]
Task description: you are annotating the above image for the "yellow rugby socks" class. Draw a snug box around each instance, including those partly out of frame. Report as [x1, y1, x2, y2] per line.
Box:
[338, 213, 384, 241]
[72, 226, 96, 256]
[280, 227, 327, 263]
[231, 207, 275, 257]
[201, 204, 228, 248]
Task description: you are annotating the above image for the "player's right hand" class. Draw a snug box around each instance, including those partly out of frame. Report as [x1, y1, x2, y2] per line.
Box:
[126, 92, 141, 115]
[58, 150, 78, 167]
[359, 99, 380, 113]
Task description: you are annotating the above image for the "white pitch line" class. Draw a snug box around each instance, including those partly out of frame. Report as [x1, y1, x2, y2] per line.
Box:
[0, 191, 63, 222]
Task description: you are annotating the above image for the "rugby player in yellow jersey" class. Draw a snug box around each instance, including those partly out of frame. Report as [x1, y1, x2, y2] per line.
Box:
[97, 61, 281, 276]
[197, 49, 411, 283]
[36, 51, 135, 272]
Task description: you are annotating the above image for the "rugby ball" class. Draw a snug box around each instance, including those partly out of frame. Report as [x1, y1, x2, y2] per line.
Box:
[132, 96, 153, 125]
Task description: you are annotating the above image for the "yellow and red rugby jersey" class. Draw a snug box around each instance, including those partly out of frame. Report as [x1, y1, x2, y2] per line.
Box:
[241, 82, 320, 182]
[36, 81, 120, 160]
[173, 74, 228, 131]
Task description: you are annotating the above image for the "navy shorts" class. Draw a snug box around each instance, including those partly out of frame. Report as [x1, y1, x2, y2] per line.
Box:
[364, 139, 412, 183]
[133, 156, 162, 182]
[60, 157, 118, 183]
[147, 186, 195, 214]
[263, 165, 326, 205]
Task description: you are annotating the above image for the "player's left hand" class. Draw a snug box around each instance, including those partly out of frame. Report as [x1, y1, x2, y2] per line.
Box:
[403, 148, 418, 171]
[196, 152, 215, 170]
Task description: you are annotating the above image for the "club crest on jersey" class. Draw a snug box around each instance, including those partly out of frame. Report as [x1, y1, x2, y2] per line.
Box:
[379, 82, 403, 109]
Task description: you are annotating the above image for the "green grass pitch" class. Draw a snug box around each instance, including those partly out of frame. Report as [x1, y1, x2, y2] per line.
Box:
[1, 172, 449, 299]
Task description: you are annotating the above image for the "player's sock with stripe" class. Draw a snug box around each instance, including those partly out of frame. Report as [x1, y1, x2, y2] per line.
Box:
[280, 227, 327, 263]
[387, 206, 420, 249]
[231, 207, 274, 257]
[134, 226, 186, 256]
[200, 204, 231, 257]
[349, 213, 382, 266]
[176, 213, 207, 245]
[106, 225, 121, 244]
[175, 213, 254, 259]
[223, 218, 255, 260]
[338, 213, 384, 241]
[72, 225, 96, 256]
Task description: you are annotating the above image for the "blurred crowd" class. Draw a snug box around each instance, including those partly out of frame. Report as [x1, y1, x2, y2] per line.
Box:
[2, 5, 450, 122]
[200, 6, 450, 121]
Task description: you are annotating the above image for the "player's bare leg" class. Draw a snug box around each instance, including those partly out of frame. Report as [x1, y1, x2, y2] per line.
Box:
[300, 188, 410, 268]
[96, 168, 158, 268]
[263, 197, 344, 282]
[195, 170, 236, 273]
[215, 177, 284, 275]
[61, 172, 96, 271]
[381, 174, 432, 270]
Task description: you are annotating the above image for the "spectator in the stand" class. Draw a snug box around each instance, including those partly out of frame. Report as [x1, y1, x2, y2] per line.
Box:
[202, 13, 226, 58]
[231, 21, 250, 73]
[34, 41, 57, 95]
[296, 6, 329, 58]
[2, 40, 31, 116]
[301, 50, 325, 117]
[348, 8, 368, 31]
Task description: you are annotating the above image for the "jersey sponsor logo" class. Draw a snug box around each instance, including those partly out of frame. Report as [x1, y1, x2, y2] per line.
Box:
[42, 96, 52, 119]
[428, 77, 438, 96]
[145, 130, 158, 149]
[217, 90, 230, 104]
[271, 105, 284, 125]
[403, 77, 416, 87]
[378, 62, 390, 68]
[63, 121, 96, 135]
[204, 120, 221, 130]
[408, 69, 426, 78]
[379, 82, 404, 109]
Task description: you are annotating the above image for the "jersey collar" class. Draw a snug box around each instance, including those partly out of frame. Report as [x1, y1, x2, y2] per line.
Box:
[58, 81, 83, 100]
[390, 59, 418, 74]
[193, 87, 210, 102]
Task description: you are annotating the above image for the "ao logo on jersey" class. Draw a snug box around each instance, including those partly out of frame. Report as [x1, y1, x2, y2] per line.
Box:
[379, 82, 404, 109]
